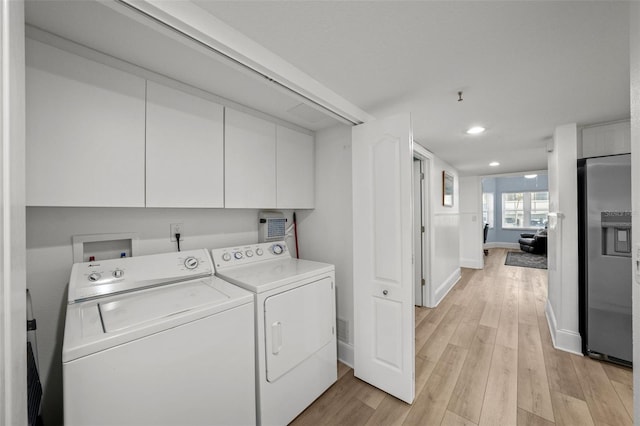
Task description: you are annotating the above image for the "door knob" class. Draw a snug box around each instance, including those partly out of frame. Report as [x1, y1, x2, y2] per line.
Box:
[383, 290, 388, 296]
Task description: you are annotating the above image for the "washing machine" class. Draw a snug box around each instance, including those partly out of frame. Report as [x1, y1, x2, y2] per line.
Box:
[210, 242, 336, 426]
[62, 249, 255, 426]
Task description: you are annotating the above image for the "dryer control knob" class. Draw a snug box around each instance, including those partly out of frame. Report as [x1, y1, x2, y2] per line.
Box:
[272, 244, 284, 255]
[88, 272, 101, 282]
[256, 248, 264, 256]
[112, 269, 124, 279]
[245, 250, 254, 257]
[234, 252, 243, 260]
[222, 253, 231, 261]
[184, 257, 199, 269]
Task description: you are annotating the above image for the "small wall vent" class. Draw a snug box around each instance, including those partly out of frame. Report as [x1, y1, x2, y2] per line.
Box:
[336, 318, 349, 343]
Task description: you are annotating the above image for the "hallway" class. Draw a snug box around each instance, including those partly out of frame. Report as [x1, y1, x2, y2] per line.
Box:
[292, 248, 633, 425]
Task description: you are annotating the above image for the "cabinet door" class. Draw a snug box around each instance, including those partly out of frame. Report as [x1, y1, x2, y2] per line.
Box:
[225, 109, 276, 208]
[26, 39, 145, 207]
[276, 126, 314, 208]
[581, 121, 630, 158]
[146, 81, 224, 207]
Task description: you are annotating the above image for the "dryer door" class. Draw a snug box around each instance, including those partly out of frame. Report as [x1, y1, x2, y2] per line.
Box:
[264, 276, 334, 382]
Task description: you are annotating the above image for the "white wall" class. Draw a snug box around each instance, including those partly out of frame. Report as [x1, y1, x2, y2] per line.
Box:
[298, 130, 463, 364]
[26, 207, 300, 425]
[459, 176, 483, 269]
[546, 123, 581, 354]
[298, 124, 354, 365]
[429, 155, 461, 306]
[630, 1, 639, 421]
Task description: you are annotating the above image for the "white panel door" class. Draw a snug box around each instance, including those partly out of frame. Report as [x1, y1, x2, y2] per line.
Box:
[352, 113, 414, 403]
[26, 39, 145, 207]
[276, 125, 314, 208]
[225, 108, 276, 208]
[146, 81, 224, 207]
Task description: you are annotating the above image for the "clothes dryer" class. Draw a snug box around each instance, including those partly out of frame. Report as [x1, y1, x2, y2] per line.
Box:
[210, 242, 336, 426]
[63, 249, 255, 426]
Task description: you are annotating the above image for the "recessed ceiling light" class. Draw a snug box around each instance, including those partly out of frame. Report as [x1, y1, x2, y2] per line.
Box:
[489, 161, 500, 167]
[525, 174, 538, 179]
[466, 126, 485, 135]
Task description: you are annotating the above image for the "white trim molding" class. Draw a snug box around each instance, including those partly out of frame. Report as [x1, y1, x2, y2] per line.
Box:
[1, 0, 27, 423]
[337, 341, 354, 369]
[484, 242, 520, 250]
[545, 300, 583, 355]
[460, 258, 483, 269]
[433, 268, 461, 307]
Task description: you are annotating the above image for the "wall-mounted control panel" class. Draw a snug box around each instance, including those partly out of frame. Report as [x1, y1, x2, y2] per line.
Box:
[211, 242, 289, 271]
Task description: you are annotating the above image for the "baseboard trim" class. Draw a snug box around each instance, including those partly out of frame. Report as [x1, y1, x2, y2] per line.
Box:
[433, 268, 461, 307]
[337, 340, 354, 368]
[460, 258, 483, 269]
[484, 242, 520, 250]
[545, 300, 583, 356]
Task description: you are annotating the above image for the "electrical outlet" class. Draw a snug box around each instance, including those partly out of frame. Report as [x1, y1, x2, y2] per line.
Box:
[170, 223, 183, 242]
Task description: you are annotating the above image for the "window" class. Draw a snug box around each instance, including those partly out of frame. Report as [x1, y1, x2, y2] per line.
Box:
[529, 191, 549, 228]
[502, 192, 524, 228]
[482, 192, 494, 228]
[501, 191, 548, 229]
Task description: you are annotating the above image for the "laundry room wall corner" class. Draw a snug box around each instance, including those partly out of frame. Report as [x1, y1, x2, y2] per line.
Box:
[298, 124, 354, 367]
[26, 207, 261, 425]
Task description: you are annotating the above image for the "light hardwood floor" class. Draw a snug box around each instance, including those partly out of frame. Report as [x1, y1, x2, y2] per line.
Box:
[291, 248, 633, 426]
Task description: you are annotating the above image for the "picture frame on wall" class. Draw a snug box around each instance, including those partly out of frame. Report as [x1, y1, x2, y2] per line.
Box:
[442, 171, 454, 207]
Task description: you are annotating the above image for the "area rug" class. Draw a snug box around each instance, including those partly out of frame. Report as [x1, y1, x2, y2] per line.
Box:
[505, 251, 547, 269]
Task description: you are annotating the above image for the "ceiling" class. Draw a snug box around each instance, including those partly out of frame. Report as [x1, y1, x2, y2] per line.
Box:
[25, 1, 631, 176]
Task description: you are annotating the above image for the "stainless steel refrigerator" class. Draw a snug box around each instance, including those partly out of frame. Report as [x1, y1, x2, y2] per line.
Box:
[578, 153, 632, 365]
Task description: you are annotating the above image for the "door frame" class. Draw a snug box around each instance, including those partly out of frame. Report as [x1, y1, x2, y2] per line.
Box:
[1, 0, 27, 423]
[413, 143, 433, 307]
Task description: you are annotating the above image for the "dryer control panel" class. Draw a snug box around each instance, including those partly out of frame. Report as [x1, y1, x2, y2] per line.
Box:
[68, 249, 213, 303]
[211, 242, 290, 271]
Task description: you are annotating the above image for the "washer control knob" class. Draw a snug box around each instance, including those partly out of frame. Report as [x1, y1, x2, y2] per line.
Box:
[184, 257, 199, 269]
[222, 253, 231, 262]
[88, 272, 101, 282]
[272, 244, 284, 255]
[245, 250, 254, 257]
[234, 252, 243, 260]
[256, 248, 264, 256]
[112, 269, 124, 279]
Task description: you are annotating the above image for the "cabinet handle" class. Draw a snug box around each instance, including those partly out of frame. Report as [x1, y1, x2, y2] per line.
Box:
[272, 321, 282, 355]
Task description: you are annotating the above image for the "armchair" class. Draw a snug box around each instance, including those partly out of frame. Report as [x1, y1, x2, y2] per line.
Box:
[518, 228, 547, 255]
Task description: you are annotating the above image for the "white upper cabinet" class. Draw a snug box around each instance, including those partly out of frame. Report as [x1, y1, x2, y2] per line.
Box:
[225, 109, 277, 208]
[276, 126, 314, 209]
[146, 81, 224, 208]
[581, 121, 630, 159]
[26, 39, 146, 207]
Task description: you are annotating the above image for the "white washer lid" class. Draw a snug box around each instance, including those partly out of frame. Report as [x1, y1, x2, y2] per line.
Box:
[215, 258, 334, 293]
[100, 279, 228, 333]
[62, 276, 252, 362]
